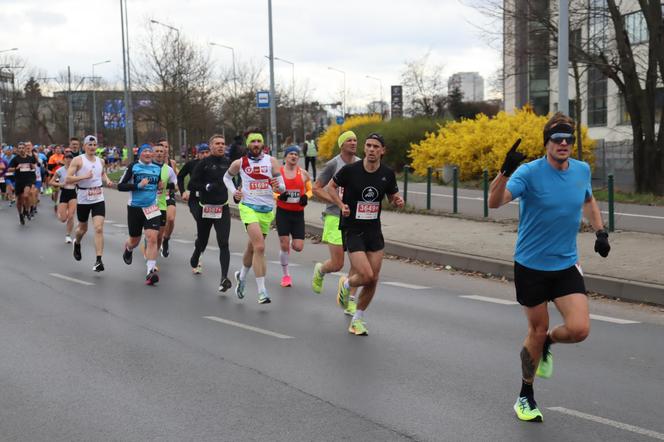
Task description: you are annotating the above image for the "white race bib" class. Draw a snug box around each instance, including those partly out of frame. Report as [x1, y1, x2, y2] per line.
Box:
[285, 190, 300, 204]
[248, 180, 271, 196]
[86, 187, 103, 201]
[356, 202, 379, 220]
[202, 204, 224, 219]
[19, 164, 31, 172]
[142, 204, 161, 220]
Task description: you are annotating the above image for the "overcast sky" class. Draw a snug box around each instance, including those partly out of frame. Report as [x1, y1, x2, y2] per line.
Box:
[1, 0, 501, 110]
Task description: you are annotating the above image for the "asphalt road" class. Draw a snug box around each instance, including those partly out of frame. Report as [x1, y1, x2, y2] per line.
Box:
[1, 193, 663, 441]
[399, 181, 664, 234]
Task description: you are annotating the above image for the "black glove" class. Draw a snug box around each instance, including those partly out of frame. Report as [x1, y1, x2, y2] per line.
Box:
[500, 138, 526, 177]
[299, 194, 308, 207]
[594, 229, 610, 257]
[278, 191, 290, 202]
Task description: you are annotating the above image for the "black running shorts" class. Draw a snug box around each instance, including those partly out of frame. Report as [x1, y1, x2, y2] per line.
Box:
[77, 201, 105, 223]
[160, 210, 167, 227]
[127, 205, 161, 237]
[59, 188, 77, 204]
[342, 227, 385, 253]
[15, 180, 35, 196]
[514, 261, 587, 307]
[275, 207, 305, 239]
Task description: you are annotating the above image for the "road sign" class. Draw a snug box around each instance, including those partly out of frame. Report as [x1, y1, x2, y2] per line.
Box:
[256, 91, 270, 109]
[336, 116, 345, 125]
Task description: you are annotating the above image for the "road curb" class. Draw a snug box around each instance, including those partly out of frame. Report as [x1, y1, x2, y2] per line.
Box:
[226, 205, 664, 306]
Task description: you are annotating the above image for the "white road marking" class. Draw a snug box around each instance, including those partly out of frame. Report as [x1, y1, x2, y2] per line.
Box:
[112, 223, 127, 228]
[172, 239, 194, 244]
[589, 314, 640, 324]
[460, 295, 519, 305]
[268, 260, 300, 267]
[231, 252, 243, 257]
[208, 246, 219, 251]
[548, 407, 664, 440]
[203, 316, 294, 339]
[49, 273, 95, 286]
[104, 219, 115, 223]
[601, 210, 664, 220]
[382, 281, 430, 290]
[330, 272, 345, 277]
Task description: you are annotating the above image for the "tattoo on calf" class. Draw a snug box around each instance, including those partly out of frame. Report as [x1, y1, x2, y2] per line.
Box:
[520, 347, 536, 380]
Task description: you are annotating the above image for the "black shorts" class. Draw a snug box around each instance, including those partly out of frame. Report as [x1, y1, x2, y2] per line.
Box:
[160, 210, 167, 227]
[77, 201, 106, 222]
[342, 227, 385, 253]
[275, 207, 305, 239]
[15, 180, 35, 196]
[127, 205, 161, 237]
[514, 262, 587, 307]
[59, 188, 77, 204]
[0, 182, 5, 193]
[166, 198, 176, 207]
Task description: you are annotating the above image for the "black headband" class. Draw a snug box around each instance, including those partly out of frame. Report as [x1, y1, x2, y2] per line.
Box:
[366, 132, 385, 147]
[544, 123, 574, 146]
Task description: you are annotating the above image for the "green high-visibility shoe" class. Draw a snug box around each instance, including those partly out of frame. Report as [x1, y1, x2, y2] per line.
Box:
[344, 299, 357, 317]
[536, 351, 553, 379]
[336, 276, 349, 309]
[514, 396, 543, 422]
[311, 262, 324, 294]
[348, 318, 368, 336]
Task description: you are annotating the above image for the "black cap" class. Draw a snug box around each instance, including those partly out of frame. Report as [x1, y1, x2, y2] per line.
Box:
[366, 132, 385, 147]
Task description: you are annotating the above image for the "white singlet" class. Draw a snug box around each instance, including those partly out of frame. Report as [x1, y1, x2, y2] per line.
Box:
[76, 155, 104, 205]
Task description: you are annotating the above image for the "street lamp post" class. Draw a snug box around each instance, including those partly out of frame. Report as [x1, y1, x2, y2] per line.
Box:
[366, 75, 383, 116]
[274, 56, 295, 143]
[210, 42, 237, 136]
[558, 0, 569, 116]
[151, 19, 182, 154]
[120, 0, 134, 158]
[92, 60, 111, 139]
[0, 50, 19, 145]
[327, 66, 346, 117]
[267, 0, 278, 154]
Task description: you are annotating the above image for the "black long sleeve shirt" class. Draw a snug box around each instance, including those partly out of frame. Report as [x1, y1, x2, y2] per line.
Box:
[188, 155, 230, 205]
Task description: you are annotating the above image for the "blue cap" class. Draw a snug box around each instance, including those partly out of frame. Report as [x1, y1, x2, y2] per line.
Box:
[197, 143, 210, 152]
[284, 145, 300, 156]
[137, 143, 153, 156]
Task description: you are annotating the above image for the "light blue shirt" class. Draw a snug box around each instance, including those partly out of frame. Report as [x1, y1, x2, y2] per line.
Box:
[507, 157, 592, 271]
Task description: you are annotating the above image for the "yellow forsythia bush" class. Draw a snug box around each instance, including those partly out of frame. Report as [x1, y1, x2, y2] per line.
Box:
[408, 107, 596, 180]
[317, 114, 382, 159]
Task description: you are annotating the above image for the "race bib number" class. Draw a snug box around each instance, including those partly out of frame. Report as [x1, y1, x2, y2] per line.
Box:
[86, 187, 103, 201]
[356, 202, 379, 220]
[202, 204, 223, 219]
[19, 164, 31, 172]
[285, 190, 300, 204]
[142, 204, 161, 220]
[248, 180, 271, 195]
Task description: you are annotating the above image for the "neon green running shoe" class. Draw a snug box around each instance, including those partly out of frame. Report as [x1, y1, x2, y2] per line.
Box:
[344, 299, 357, 317]
[348, 318, 368, 336]
[336, 276, 349, 309]
[536, 351, 553, 379]
[312, 262, 324, 294]
[514, 396, 543, 422]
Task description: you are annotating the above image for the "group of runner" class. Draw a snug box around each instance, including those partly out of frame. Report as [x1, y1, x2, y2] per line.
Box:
[5, 113, 612, 424]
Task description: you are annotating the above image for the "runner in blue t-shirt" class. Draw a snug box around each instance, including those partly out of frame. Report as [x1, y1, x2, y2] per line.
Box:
[117, 144, 163, 285]
[488, 112, 611, 423]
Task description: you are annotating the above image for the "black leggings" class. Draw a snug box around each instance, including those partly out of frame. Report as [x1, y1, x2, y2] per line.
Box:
[191, 204, 231, 278]
[305, 156, 316, 180]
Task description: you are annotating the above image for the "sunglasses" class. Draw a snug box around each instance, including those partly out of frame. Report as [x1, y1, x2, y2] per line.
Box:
[549, 133, 575, 145]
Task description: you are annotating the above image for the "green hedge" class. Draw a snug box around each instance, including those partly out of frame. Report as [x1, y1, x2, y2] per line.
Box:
[326, 117, 445, 171]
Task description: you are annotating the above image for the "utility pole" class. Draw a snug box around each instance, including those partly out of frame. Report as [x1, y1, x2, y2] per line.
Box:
[120, 0, 134, 159]
[67, 66, 74, 139]
[267, 0, 278, 154]
[558, 0, 569, 115]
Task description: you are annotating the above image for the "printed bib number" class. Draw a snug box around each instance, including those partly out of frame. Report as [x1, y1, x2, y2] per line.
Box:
[142, 205, 161, 220]
[86, 187, 103, 201]
[202, 204, 223, 219]
[356, 202, 379, 220]
[248, 180, 271, 195]
[285, 190, 300, 204]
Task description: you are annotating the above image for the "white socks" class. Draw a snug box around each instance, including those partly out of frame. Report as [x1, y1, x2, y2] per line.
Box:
[147, 260, 156, 273]
[256, 276, 266, 293]
[353, 309, 365, 321]
[239, 265, 250, 280]
[279, 250, 289, 276]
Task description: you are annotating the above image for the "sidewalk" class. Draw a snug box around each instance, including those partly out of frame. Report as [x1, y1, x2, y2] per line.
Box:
[260, 199, 664, 304]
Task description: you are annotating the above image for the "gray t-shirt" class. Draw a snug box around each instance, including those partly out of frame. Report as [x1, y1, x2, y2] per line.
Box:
[55, 166, 75, 189]
[317, 154, 360, 216]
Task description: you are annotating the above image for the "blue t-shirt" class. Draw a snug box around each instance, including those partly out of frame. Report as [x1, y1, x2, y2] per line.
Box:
[507, 157, 592, 271]
[119, 161, 161, 208]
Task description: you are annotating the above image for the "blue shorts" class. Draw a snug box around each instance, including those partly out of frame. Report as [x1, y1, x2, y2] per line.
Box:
[35, 181, 42, 190]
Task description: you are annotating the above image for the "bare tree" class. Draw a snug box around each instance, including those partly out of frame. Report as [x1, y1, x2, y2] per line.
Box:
[400, 54, 447, 117]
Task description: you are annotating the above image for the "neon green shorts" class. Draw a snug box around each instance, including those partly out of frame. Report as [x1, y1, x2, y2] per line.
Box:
[322, 214, 342, 246]
[239, 203, 275, 235]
